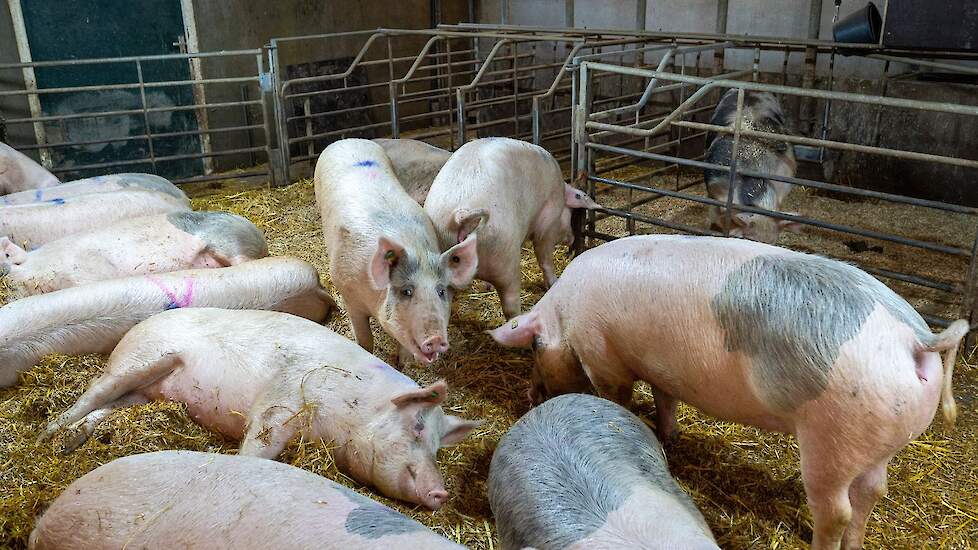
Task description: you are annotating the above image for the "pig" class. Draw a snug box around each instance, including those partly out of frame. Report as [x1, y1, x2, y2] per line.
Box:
[704, 88, 800, 243]
[1, 188, 190, 247]
[315, 138, 479, 365]
[489, 393, 718, 550]
[29, 450, 468, 550]
[39, 308, 481, 509]
[1, 211, 268, 297]
[424, 137, 600, 319]
[0, 142, 59, 195]
[373, 138, 451, 205]
[1, 172, 185, 206]
[0, 256, 334, 387]
[490, 235, 969, 550]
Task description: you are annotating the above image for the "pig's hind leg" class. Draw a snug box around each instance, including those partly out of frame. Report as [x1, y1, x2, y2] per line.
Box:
[37, 349, 182, 445]
[58, 393, 150, 452]
[532, 232, 560, 288]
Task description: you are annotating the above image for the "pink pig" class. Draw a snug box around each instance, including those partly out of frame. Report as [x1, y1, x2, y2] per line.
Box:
[1, 211, 267, 297]
[315, 138, 479, 365]
[29, 451, 467, 550]
[0, 142, 59, 195]
[491, 235, 968, 550]
[424, 137, 600, 318]
[1, 172, 185, 206]
[39, 309, 481, 510]
[1, 188, 190, 247]
[0, 256, 334, 387]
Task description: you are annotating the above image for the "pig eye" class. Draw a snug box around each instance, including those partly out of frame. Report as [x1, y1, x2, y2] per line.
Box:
[402, 288, 413, 298]
[575, 193, 582, 199]
[437, 287, 446, 298]
[450, 255, 460, 264]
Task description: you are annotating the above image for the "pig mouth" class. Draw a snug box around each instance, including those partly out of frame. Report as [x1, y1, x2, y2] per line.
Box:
[416, 349, 440, 364]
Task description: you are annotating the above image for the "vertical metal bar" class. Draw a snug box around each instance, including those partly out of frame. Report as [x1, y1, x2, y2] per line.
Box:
[456, 88, 466, 146]
[388, 37, 399, 138]
[500, 0, 509, 24]
[257, 50, 276, 187]
[714, 0, 728, 76]
[574, 61, 593, 254]
[800, 0, 823, 136]
[752, 47, 760, 81]
[635, 0, 647, 30]
[7, 0, 52, 168]
[135, 60, 158, 174]
[723, 88, 746, 235]
[565, 0, 575, 27]
[304, 97, 314, 161]
[569, 62, 578, 176]
[963, 232, 978, 348]
[818, 49, 837, 162]
[180, 0, 213, 175]
[511, 42, 519, 136]
[269, 42, 290, 184]
[446, 37, 456, 150]
[781, 46, 790, 85]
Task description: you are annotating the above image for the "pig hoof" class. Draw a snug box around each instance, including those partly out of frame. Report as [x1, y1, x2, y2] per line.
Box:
[35, 427, 58, 445]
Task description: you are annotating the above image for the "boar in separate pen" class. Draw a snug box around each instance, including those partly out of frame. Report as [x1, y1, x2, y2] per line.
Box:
[1, 172, 185, 205]
[0, 257, 333, 387]
[1, 211, 267, 297]
[39, 309, 481, 510]
[29, 451, 467, 550]
[0, 188, 190, 247]
[424, 137, 600, 318]
[489, 393, 718, 550]
[490, 235, 968, 550]
[315, 138, 479, 365]
[704, 88, 801, 243]
[0, 142, 59, 195]
[373, 138, 451, 205]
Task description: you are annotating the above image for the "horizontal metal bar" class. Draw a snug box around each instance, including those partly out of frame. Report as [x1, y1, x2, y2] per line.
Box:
[0, 48, 261, 70]
[581, 61, 978, 116]
[590, 142, 978, 215]
[588, 172, 972, 257]
[5, 99, 261, 125]
[868, 54, 978, 76]
[50, 146, 266, 174]
[674, 120, 978, 170]
[0, 75, 258, 98]
[13, 124, 264, 151]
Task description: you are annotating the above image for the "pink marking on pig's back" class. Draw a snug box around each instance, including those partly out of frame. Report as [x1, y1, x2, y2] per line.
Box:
[145, 275, 195, 309]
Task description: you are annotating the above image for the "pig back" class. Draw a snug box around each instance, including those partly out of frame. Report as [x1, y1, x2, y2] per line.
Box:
[29, 450, 466, 550]
[1, 173, 186, 205]
[0, 189, 191, 246]
[489, 393, 713, 550]
[424, 138, 563, 248]
[373, 138, 451, 204]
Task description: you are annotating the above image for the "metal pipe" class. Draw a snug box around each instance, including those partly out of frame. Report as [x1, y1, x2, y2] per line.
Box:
[0, 48, 263, 69]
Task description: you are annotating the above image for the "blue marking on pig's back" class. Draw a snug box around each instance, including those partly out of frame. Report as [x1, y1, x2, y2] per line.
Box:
[47, 198, 65, 205]
[354, 160, 378, 168]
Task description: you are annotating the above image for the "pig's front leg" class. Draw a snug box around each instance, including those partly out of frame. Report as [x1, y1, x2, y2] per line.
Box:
[651, 386, 680, 441]
[348, 305, 374, 353]
[239, 393, 301, 460]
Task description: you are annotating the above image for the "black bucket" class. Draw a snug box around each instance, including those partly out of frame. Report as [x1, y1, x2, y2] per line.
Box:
[833, 2, 882, 44]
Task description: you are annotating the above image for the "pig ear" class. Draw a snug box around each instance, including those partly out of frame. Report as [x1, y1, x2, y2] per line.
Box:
[439, 416, 483, 447]
[391, 379, 449, 409]
[564, 184, 601, 210]
[488, 311, 540, 348]
[450, 207, 489, 243]
[0, 237, 27, 265]
[441, 233, 479, 289]
[369, 236, 405, 290]
[778, 214, 804, 234]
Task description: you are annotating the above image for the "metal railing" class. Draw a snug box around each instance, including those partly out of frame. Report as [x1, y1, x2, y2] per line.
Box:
[572, 48, 978, 330]
[0, 49, 274, 185]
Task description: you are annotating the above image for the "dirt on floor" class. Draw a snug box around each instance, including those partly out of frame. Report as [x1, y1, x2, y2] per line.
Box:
[1, 176, 976, 549]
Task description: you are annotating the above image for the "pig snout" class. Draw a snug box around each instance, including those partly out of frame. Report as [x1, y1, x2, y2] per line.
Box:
[401, 463, 450, 510]
[425, 488, 449, 509]
[421, 334, 449, 356]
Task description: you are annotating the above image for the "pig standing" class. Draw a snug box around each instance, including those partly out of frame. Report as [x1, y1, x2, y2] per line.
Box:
[373, 138, 451, 205]
[0, 142, 59, 195]
[315, 138, 479, 364]
[40, 309, 481, 510]
[1, 211, 268, 297]
[704, 89, 800, 243]
[490, 235, 968, 550]
[489, 393, 718, 550]
[1, 172, 185, 206]
[29, 451, 467, 550]
[1, 188, 190, 247]
[424, 137, 600, 319]
[0, 256, 333, 387]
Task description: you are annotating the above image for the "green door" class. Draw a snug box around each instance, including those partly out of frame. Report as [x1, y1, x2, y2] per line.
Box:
[20, 0, 203, 180]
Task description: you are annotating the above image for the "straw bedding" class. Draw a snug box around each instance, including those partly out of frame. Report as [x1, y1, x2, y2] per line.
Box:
[1, 171, 976, 549]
